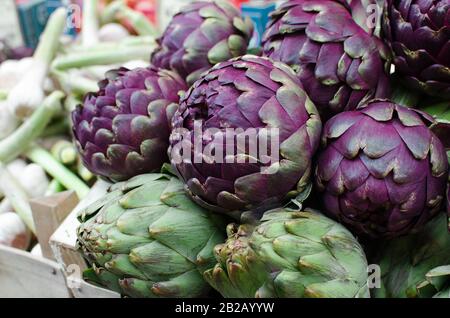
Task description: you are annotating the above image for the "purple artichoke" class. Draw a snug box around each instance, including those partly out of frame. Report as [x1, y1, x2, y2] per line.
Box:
[262, 0, 391, 119]
[150, 0, 254, 85]
[169, 55, 322, 216]
[338, 0, 384, 35]
[72, 66, 187, 182]
[382, 0, 450, 98]
[315, 100, 449, 239]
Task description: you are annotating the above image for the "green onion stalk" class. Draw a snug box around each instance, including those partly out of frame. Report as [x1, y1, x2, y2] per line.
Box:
[119, 6, 158, 37]
[0, 91, 64, 163]
[64, 94, 82, 113]
[52, 45, 154, 70]
[25, 146, 90, 199]
[51, 140, 78, 166]
[82, 0, 100, 48]
[7, 8, 67, 118]
[101, 0, 159, 36]
[53, 69, 98, 97]
[69, 36, 155, 53]
[40, 117, 71, 138]
[0, 164, 35, 234]
[45, 179, 65, 196]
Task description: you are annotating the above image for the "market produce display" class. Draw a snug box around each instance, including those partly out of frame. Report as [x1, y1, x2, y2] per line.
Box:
[0, 0, 448, 300]
[150, 0, 254, 85]
[72, 66, 187, 182]
[382, 0, 450, 98]
[169, 55, 322, 217]
[315, 100, 448, 239]
[77, 172, 226, 298]
[204, 208, 370, 298]
[262, 0, 391, 119]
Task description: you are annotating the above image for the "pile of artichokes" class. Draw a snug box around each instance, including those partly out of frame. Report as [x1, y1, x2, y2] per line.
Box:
[73, 0, 450, 298]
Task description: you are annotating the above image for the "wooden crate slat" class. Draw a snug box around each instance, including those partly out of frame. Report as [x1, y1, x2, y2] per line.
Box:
[68, 278, 121, 298]
[50, 180, 110, 270]
[30, 191, 79, 260]
[49, 180, 121, 298]
[0, 245, 71, 298]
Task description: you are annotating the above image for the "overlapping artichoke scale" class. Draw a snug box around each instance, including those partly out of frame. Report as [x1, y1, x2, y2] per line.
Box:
[204, 210, 370, 298]
[316, 101, 448, 238]
[170, 55, 322, 214]
[262, 0, 391, 119]
[383, 0, 450, 97]
[151, 0, 253, 85]
[77, 174, 226, 298]
[203, 224, 269, 298]
[72, 67, 187, 182]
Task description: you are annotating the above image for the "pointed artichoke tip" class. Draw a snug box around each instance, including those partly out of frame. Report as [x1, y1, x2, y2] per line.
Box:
[196, 255, 208, 266]
[212, 266, 225, 276]
[149, 227, 170, 236]
[298, 257, 313, 270]
[151, 283, 176, 297]
[228, 262, 244, 275]
[304, 286, 324, 298]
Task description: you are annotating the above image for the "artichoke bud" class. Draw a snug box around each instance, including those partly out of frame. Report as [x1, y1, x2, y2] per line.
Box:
[151, 1, 253, 85]
[204, 208, 370, 298]
[77, 173, 226, 298]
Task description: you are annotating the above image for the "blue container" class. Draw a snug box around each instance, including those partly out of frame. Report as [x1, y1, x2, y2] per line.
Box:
[17, 0, 77, 48]
[17, 0, 47, 48]
[241, 1, 276, 48]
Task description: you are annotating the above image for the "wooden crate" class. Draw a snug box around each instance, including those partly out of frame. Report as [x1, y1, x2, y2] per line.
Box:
[0, 182, 121, 298]
[0, 191, 80, 298]
[49, 180, 121, 298]
[0, 245, 71, 298]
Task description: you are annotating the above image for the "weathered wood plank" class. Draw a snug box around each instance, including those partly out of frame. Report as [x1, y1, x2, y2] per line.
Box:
[50, 180, 110, 271]
[68, 278, 121, 298]
[49, 180, 120, 298]
[0, 245, 71, 298]
[30, 191, 79, 260]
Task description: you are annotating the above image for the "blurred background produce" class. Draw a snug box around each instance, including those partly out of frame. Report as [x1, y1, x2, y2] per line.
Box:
[0, 0, 448, 300]
[0, 0, 165, 255]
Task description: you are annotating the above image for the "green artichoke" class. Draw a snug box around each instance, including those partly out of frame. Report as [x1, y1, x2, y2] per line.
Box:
[374, 213, 450, 298]
[77, 173, 226, 298]
[204, 209, 370, 298]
